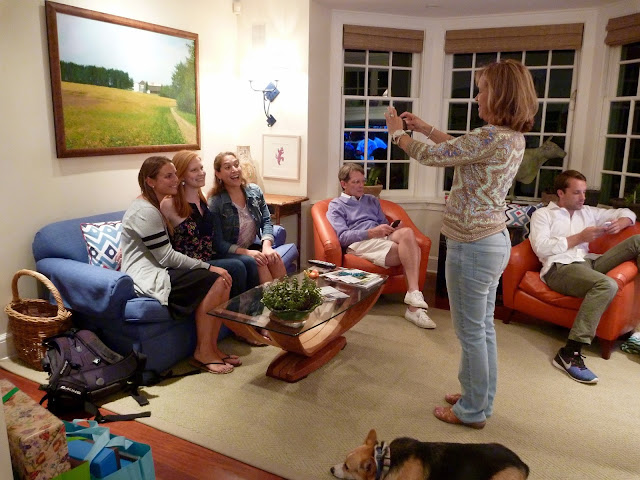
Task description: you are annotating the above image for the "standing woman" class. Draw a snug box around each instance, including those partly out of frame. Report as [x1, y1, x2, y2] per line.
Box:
[208, 151, 287, 284]
[121, 156, 237, 374]
[385, 59, 537, 428]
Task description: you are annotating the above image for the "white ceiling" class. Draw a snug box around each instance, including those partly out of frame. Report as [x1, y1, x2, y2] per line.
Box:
[312, 0, 619, 18]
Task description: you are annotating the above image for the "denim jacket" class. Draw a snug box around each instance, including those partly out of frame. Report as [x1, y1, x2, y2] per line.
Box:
[208, 183, 274, 255]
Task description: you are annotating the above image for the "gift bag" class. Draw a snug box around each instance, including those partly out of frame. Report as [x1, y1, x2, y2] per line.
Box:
[63, 420, 155, 480]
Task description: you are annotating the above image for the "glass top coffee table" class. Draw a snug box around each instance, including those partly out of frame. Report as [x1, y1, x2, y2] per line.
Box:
[208, 271, 387, 382]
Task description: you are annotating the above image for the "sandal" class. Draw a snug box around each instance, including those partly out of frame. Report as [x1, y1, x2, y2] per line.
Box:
[433, 406, 485, 430]
[444, 393, 462, 405]
[189, 358, 234, 375]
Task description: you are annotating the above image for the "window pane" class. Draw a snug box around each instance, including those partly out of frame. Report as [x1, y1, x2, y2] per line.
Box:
[391, 70, 411, 97]
[357, 137, 377, 160]
[344, 131, 364, 160]
[369, 51, 389, 66]
[525, 51, 548, 66]
[470, 103, 483, 129]
[603, 138, 625, 171]
[532, 107, 543, 133]
[344, 49, 365, 64]
[608, 101, 630, 134]
[548, 69, 573, 98]
[368, 69, 389, 96]
[389, 163, 409, 189]
[344, 67, 365, 95]
[453, 54, 472, 68]
[451, 71, 471, 98]
[551, 50, 575, 65]
[629, 139, 640, 174]
[366, 162, 387, 188]
[476, 52, 497, 66]
[530, 69, 547, 97]
[391, 142, 410, 160]
[370, 132, 389, 160]
[624, 175, 640, 198]
[544, 103, 569, 133]
[344, 99, 366, 128]
[501, 52, 522, 61]
[617, 63, 639, 97]
[621, 42, 640, 61]
[539, 168, 558, 193]
[524, 135, 541, 148]
[600, 173, 621, 203]
[633, 101, 639, 135]
[393, 101, 412, 116]
[392, 52, 412, 67]
[368, 99, 389, 128]
[448, 103, 469, 131]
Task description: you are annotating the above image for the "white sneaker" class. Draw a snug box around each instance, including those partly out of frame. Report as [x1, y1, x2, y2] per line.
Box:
[404, 308, 436, 329]
[404, 290, 429, 309]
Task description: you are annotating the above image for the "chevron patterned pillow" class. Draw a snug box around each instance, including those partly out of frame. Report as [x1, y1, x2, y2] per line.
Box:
[80, 221, 122, 270]
[504, 203, 544, 239]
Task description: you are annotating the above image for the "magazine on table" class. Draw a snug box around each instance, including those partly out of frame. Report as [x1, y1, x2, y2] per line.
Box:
[321, 268, 384, 289]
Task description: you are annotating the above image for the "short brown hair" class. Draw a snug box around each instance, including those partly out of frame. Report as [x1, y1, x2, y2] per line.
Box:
[476, 59, 538, 133]
[554, 170, 587, 193]
[338, 162, 364, 188]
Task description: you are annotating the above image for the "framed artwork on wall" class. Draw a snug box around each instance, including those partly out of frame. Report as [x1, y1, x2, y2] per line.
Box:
[262, 135, 301, 181]
[45, 1, 200, 158]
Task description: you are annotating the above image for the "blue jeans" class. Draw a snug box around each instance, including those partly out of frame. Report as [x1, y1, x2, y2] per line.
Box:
[445, 230, 511, 423]
[209, 254, 259, 297]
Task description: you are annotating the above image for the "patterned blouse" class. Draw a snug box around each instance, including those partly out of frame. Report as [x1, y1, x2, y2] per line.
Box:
[406, 125, 525, 243]
[171, 201, 216, 261]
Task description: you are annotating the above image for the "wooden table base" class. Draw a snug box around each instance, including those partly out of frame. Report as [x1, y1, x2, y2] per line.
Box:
[266, 336, 347, 382]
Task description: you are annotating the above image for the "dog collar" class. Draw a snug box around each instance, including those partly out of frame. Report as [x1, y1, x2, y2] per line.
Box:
[374, 442, 390, 480]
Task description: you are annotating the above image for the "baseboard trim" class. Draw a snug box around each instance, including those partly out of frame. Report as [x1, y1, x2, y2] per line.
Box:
[0, 332, 16, 362]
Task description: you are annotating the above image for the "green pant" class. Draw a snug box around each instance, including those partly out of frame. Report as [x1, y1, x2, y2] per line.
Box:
[543, 235, 640, 344]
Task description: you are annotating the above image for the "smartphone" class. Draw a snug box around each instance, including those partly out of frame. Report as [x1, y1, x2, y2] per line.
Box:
[603, 221, 612, 228]
[391, 219, 401, 228]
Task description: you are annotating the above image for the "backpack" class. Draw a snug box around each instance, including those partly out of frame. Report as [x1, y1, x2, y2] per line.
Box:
[39, 329, 151, 423]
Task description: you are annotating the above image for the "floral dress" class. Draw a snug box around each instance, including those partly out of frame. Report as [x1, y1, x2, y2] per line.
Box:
[171, 201, 215, 261]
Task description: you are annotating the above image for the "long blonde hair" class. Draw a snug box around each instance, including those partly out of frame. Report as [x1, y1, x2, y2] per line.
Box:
[475, 59, 538, 133]
[171, 150, 207, 218]
[207, 151, 247, 199]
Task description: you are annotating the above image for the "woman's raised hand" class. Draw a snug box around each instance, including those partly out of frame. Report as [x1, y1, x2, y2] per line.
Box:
[400, 112, 428, 134]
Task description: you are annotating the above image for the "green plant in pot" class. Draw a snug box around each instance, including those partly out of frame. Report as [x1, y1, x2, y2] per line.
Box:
[363, 166, 383, 197]
[610, 183, 640, 217]
[262, 276, 323, 324]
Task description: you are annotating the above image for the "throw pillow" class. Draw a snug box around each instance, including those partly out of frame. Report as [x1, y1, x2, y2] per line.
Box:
[80, 221, 122, 270]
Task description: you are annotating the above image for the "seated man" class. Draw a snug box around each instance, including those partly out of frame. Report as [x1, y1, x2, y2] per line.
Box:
[327, 163, 435, 329]
[529, 170, 639, 384]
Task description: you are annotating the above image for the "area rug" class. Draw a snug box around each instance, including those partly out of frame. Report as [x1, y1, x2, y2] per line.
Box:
[3, 298, 639, 480]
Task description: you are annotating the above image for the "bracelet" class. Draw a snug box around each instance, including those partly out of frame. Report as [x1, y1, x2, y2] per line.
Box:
[391, 129, 408, 145]
[425, 125, 436, 140]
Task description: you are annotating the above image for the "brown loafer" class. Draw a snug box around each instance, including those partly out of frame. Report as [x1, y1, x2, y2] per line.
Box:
[433, 406, 485, 430]
[445, 393, 462, 405]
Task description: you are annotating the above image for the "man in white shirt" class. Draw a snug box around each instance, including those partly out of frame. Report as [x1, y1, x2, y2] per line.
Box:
[529, 170, 638, 384]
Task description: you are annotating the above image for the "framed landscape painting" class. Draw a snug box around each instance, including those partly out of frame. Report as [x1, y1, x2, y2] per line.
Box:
[45, 1, 200, 157]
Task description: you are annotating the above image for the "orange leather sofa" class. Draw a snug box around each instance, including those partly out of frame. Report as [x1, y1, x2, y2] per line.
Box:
[311, 198, 431, 295]
[502, 223, 640, 359]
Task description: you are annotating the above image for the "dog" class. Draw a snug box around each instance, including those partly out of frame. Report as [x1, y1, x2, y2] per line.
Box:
[330, 429, 529, 480]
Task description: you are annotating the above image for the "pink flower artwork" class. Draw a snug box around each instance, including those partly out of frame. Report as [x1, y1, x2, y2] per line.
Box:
[275, 146, 285, 165]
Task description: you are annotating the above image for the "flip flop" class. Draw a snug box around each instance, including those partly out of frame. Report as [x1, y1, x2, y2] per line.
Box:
[189, 358, 233, 374]
[222, 355, 242, 367]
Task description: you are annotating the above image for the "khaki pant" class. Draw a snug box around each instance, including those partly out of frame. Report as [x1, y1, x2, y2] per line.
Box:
[543, 235, 640, 344]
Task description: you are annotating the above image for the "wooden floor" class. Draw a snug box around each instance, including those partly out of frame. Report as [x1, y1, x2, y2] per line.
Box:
[1, 273, 439, 480]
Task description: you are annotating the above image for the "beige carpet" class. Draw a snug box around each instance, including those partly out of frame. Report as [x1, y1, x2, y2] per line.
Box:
[3, 298, 640, 480]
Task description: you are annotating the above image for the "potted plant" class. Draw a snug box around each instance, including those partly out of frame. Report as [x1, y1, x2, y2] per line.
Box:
[610, 183, 640, 217]
[262, 276, 323, 326]
[363, 166, 383, 197]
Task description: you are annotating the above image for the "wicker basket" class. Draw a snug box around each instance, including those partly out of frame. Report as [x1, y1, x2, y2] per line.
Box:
[5, 269, 72, 370]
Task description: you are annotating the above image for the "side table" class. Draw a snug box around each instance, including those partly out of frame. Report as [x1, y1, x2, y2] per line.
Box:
[263, 193, 309, 267]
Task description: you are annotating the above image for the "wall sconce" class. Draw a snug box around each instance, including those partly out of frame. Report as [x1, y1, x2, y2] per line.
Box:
[249, 80, 279, 127]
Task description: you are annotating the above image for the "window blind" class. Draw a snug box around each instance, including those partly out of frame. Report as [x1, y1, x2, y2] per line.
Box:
[343, 25, 424, 53]
[605, 13, 640, 46]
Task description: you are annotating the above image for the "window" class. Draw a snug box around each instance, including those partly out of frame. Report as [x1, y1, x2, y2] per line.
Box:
[600, 13, 640, 205]
[342, 49, 419, 190]
[341, 25, 423, 192]
[443, 49, 577, 199]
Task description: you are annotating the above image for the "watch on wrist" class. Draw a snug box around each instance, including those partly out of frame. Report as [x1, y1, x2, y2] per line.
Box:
[391, 129, 408, 145]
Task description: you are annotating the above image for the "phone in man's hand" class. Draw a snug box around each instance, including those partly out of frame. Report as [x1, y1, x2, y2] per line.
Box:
[391, 219, 401, 228]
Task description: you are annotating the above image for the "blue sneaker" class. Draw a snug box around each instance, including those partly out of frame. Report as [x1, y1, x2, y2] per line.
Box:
[553, 349, 598, 384]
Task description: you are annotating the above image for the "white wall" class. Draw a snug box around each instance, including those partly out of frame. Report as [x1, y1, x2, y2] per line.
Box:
[0, 0, 309, 359]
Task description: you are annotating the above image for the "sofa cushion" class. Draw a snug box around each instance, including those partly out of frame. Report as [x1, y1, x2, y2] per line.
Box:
[519, 271, 583, 309]
[505, 203, 545, 238]
[80, 221, 122, 270]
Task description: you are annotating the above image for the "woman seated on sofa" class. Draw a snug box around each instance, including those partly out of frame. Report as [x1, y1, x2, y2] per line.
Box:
[121, 156, 239, 374]
[208, 151, 287, 284]
[160, 150, 268, 346]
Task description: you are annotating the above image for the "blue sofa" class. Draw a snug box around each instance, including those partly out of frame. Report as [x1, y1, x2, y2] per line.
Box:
[32, 211, 298, 381]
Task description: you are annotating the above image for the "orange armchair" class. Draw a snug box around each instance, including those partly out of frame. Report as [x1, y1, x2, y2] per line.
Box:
[311, 198, 431, 295]
[502, 223, 640, 359]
